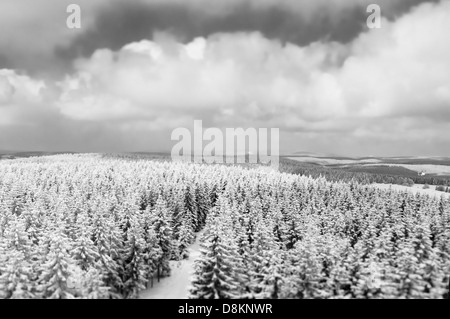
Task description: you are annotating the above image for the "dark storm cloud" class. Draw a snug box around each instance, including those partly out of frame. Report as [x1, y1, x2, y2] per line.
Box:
[55, 2, 363, 60]
[385, 0, 440, 17]
[55, 0, 438, 65]
[0, 54, 11, 69]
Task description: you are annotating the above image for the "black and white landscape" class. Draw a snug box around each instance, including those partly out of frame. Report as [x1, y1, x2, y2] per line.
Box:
[1, 0, 450, 299]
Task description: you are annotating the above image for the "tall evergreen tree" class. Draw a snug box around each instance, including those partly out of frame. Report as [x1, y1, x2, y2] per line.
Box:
[152, 197, 175, 280]
[189, 217, 241, 299]
[37, 234, 75, 299]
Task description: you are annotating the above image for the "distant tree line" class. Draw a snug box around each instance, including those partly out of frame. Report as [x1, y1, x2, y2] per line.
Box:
[436, 185, 450, 193]
[280, 159, 450, 187]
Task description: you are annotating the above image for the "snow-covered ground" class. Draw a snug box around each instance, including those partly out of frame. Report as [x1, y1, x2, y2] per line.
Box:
[286, 156, 450, 176]
[139, 232, 203, 299]
[373, 183, 450, 198]
[364, 163, 450, 176]
[287, 156, 381, 165]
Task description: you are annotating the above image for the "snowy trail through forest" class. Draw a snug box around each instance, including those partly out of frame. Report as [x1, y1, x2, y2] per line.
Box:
[139, 232, 203, 299]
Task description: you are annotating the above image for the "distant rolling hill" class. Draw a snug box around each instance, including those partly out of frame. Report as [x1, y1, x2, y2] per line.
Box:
[283, 154, 450, 181]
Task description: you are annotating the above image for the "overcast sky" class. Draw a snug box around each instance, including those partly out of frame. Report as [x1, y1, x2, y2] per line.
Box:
[0, 0, 449, 156]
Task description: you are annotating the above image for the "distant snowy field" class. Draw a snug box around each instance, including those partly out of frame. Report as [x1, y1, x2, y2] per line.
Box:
[373, 183, 450, 198]
[287, 156, 450, 176]
[366, 164, 450, 176]
[286, 157, 382, 165]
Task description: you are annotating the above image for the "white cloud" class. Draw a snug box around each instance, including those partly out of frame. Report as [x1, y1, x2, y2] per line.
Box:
[58, 0, 450, 134]
[0, 70, 45, 102]
[338, 1, 450, 123]
[0, 75, 15, 105]
[57, 32, 349, 124]
[0, 70, 49, 126]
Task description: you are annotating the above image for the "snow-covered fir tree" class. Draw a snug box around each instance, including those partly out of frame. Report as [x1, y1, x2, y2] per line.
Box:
[0, 154, 449, 299]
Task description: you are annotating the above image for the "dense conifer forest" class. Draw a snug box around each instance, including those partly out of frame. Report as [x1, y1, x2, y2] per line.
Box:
[0, 154, 449, 298]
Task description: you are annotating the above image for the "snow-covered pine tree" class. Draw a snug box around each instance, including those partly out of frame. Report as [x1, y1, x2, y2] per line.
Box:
[257, 251, 285, 299]
[122, 213, 148, 298]
[176, 213, 196, 260]
[72, 212, 99, 271]
[152, 197, 175, 280]
[194, 184, 209, 231]
[92, 214, 123, 298]
[189, 215, 241, 299]
[0, 249, 35, 299]
[37, 233, 75, 299]
[410, 219, 447, 298]
[184, 184, 198, 232]
[142, 207, 162, 288]
[80, 268, 110, 299]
